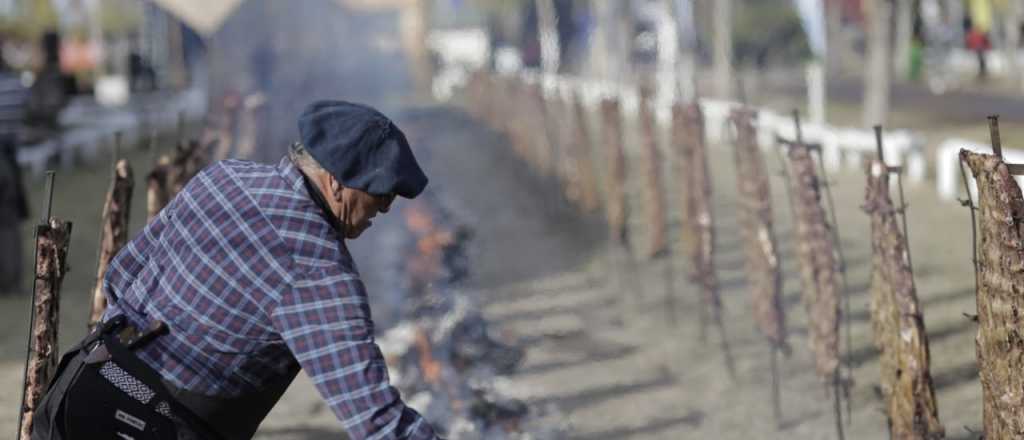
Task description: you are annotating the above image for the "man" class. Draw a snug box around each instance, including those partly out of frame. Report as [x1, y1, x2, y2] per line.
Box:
[32, 101, 441, 439]
[0, 41, 28, 295]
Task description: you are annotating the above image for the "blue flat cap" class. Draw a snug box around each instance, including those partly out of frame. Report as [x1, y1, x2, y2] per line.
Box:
[298, 100, 428, 199]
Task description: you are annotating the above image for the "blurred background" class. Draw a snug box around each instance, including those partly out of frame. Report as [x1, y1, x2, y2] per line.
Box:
[0, 0, 1019, 439]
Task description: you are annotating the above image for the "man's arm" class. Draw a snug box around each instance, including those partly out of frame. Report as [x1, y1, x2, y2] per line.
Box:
[271, 265, 440, 440]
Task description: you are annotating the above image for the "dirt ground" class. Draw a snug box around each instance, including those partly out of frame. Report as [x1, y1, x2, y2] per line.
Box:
[401, 106, 982, 439]
[0, 101, 985, 439]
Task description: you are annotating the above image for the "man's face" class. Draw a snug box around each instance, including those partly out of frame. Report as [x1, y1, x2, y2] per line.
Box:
[336, 186, 395, 239]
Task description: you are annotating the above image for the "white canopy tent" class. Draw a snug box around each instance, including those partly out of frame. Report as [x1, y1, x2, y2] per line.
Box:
[150, 0, 245, 37]
[150, 0, 412, 37]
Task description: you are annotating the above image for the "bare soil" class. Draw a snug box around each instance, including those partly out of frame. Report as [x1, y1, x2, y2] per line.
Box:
[0, 104, 985, 440]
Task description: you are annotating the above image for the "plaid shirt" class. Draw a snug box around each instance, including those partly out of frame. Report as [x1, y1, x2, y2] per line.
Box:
[102, 156, 439, 439]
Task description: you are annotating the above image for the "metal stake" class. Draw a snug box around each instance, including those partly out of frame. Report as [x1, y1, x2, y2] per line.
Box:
[834, 370, 846, 440]
[959, 159, 980, 297]
[989, 115, 1002, 159]
[771, 345, 783, 429]
[875, 126, 916, 277]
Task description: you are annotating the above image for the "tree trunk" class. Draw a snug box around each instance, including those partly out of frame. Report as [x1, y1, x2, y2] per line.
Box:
[962, 150, 1024, 438]
[674, 0, 699, 101]
[863, 0, 893, 127]
[400, 0, 431, 98]
[864, 159, 944, 439]
[946, 0, 965, 44]
[1005, 0, 1022, 91]
[535, 0, 560, 74]
[712, 0, 733, 98]
[893, 0, 914, 79]
[89, 159, 134, 330]
[19, 219, 72, 440]
[657, 0, 679, 103]
[590, 0, 623, 80]
[826, 0, 846, 73]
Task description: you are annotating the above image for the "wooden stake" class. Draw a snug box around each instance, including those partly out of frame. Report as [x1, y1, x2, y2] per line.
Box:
[18, 172, 72, 440]
[89, 157, 133, 330]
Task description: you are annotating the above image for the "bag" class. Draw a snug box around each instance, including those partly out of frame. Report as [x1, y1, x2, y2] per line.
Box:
[31, 316, 220, 440]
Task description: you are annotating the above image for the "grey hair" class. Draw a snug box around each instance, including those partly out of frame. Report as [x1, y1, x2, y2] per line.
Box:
[289, 143, 328, 176]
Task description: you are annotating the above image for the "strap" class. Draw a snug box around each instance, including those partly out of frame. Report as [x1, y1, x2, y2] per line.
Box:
[100, 333, 225, 440]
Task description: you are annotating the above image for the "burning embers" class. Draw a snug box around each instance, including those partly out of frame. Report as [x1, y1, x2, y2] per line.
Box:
[378, 198, 556, 439]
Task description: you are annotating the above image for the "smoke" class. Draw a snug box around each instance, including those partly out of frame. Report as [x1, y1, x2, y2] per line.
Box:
[205, 0, 413, 162]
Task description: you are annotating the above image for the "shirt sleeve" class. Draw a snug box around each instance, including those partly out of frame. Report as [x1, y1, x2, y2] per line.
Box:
[271, 265, 440, 440]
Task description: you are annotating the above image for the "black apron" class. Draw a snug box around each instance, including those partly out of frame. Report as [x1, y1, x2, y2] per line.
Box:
[31, 315, 213, 439]
[31, 315, 298, 440]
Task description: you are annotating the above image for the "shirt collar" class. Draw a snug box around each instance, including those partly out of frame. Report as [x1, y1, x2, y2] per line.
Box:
[277, 155, 346, 240]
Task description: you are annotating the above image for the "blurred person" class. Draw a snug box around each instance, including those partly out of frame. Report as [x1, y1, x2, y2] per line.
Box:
[31, 101, 442, 440]
[0, 38, 29, 295]
[129, 52, 157, 92]
[966, 25, 991, 80]
[965, 0, 993, 80]
[26, 32, 70, 130]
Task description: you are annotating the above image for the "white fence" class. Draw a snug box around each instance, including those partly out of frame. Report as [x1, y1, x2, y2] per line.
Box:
[934, 138, 1024, 202]
[471, 70, 929, 184]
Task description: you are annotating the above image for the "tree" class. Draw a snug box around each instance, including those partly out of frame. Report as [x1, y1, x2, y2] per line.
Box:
[712, 0, 733, 98]
[589, 0, 628, 80]
[535, 0, 559, 74]
[1004, 0, 1022, 91]
[892, 0, 914, 79]
[863, 0, 892, 127]
[826, 0, 845, 72]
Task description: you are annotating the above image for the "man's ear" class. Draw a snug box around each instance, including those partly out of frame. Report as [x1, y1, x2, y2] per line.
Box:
[329, 177, 343, 201]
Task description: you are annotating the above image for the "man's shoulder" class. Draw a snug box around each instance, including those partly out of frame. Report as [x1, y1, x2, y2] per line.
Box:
[212, 157, 347, 271]
[207, 158, 277, 179]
